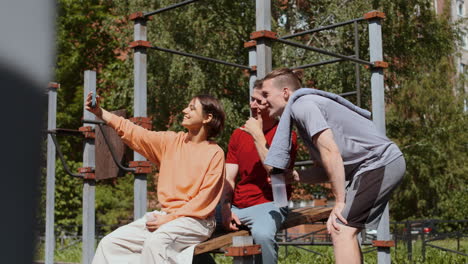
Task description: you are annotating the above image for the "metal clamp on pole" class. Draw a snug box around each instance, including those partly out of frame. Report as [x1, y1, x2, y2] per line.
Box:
[78, 167, 95, 180]
[372, 240, 395, 248]
[79, 126, 95, 139]
[129, 161, 152, 174]
[364, 11, 386, 20]
[250, 30, 278, 40]
[225, 245, 262, 257]
[372, 61, 389, 69]
[130, 40, 152, 49]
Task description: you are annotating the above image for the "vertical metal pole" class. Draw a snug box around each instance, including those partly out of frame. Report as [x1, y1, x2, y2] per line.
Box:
[83, 71, 96, 264]
[368, 14, 390, 264]
[354, 21, 361, 107]
[255, 0, 272, 78]
[232, 236, 256, 264]
[248, 46, 257, 99]
[45, 83, 58, 264]
[406, 221, 412, 261]
[133, 18, 148, 219]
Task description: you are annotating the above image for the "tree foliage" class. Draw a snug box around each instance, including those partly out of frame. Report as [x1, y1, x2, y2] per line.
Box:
[42, 0, 467, 234]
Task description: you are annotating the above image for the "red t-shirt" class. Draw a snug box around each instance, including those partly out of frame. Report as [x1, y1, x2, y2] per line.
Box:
[226, 123, 297, 209]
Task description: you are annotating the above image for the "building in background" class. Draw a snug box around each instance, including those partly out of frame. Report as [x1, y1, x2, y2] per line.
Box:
[434, 0, 468, 110]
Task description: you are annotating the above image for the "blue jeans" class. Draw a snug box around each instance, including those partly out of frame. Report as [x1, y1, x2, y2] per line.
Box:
[230, 202, 288, 264]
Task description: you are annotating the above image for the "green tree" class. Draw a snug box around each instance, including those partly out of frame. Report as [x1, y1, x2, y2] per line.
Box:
[43, 0, 467, 236]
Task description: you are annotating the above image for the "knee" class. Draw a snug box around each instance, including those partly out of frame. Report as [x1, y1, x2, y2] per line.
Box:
[143, 231, 173, 250]
[330, 227, 359, 245]
[251, 227, 276, 245]
[97, 235, 117, 251]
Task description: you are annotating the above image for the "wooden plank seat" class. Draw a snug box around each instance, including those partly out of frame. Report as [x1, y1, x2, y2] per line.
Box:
[194, 206, 332, 255]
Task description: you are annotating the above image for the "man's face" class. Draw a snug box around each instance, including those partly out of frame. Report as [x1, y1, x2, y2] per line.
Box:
[261, 79, 288, 118]
[250, 89, 270, 120]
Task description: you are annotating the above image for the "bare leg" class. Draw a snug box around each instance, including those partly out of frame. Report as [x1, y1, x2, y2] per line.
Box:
[331, 224, 362, 264]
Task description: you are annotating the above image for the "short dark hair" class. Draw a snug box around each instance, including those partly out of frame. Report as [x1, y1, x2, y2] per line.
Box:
[253, 79, 263, 90]
[263, 68, 303, 91]
[193, 94, 225, 139]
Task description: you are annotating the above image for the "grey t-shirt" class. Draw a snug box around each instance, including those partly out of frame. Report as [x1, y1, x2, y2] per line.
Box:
[291, 95, 402, 179]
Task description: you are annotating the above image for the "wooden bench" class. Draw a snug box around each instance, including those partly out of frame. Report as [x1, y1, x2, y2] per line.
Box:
[194, 206, 332, 255]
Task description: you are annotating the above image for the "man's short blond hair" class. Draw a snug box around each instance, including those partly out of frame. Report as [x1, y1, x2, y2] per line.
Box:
[263, 68, 303, 91]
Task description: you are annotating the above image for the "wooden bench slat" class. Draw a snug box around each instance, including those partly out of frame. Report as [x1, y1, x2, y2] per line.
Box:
[194, 230, 249, 255]
[194, 206, 332, 255]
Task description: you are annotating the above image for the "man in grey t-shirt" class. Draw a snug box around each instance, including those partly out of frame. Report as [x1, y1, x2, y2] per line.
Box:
[259, 68, 405, 264]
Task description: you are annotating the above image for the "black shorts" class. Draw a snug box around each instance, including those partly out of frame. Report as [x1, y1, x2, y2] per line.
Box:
[338, 156, 405, 229]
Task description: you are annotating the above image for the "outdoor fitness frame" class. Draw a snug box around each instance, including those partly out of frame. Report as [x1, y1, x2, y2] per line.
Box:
[45, 1, 391, 264]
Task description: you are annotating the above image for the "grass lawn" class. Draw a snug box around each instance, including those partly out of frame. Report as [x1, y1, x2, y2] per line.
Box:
[34, 238, 467, 263]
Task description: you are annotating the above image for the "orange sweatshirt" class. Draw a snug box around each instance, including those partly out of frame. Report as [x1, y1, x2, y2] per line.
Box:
[107, 115, 225, 222]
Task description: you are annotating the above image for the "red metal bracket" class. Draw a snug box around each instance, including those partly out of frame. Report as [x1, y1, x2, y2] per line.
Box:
[129, 12, 144, 21]
[48, 82, 59, 90]
[364, 11, 386, 20]
[250, 65, 257, 72]
[129, 161, 152, 174]
[79, 126, 95, 139]
[225, 245, 262, 257]
[372, 61, 389, 69]
[78, 167, 95, 180]
[129, 117, 152, 130]
[129, 12, 152, 21]
[250, 30, 278, 40]
[129, 40, 152, 49]
[244, 40, 257, 48]
[372, 240, 395, 247]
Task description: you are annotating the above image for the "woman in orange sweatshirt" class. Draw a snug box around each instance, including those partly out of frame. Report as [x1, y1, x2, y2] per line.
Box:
[86, 93, 226, 264]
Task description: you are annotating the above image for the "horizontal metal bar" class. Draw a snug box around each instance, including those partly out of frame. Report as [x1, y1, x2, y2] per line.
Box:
[292, 58, 348, 69]
[47, 128, 83, 136]
[280, 18, 365, 39]
[278, 241, 333, 246]
[273, 38, 373, 66]
[150, 45, 251, 70]
[425, 243, 468, 256]
[143, 0, 199, 18]
[83, 119, 106, 125]
[339, 91, 358, 97]
[286, 228, 328, 242]
[291, 245, 323, 256]
[294, 160, 314, 166]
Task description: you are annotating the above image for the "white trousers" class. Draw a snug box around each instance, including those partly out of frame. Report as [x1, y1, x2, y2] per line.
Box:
[92, 211, 215, 264]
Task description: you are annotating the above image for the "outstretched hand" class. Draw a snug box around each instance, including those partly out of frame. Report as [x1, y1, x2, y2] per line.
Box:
[326, 202, 348, 234]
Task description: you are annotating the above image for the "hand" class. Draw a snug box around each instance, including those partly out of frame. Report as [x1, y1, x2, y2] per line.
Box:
[146, 214, 171, 232]
[326, 202, 348, 234]
[240, 109, 263, 139]
[85, 92, 103, 118]
[284, 169, 300, 183]
[221, 204, 241, 231]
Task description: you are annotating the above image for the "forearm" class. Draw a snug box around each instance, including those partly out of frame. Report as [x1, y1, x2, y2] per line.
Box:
[251, 133, 272, 171]
[321, 152, 345, 202]
[220, 177, 235, 206]
[99, 108, 115, 124]
[222, 164, 238, 206]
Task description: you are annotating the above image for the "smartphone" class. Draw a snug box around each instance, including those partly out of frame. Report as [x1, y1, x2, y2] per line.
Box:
[91, 92, 97, 108]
